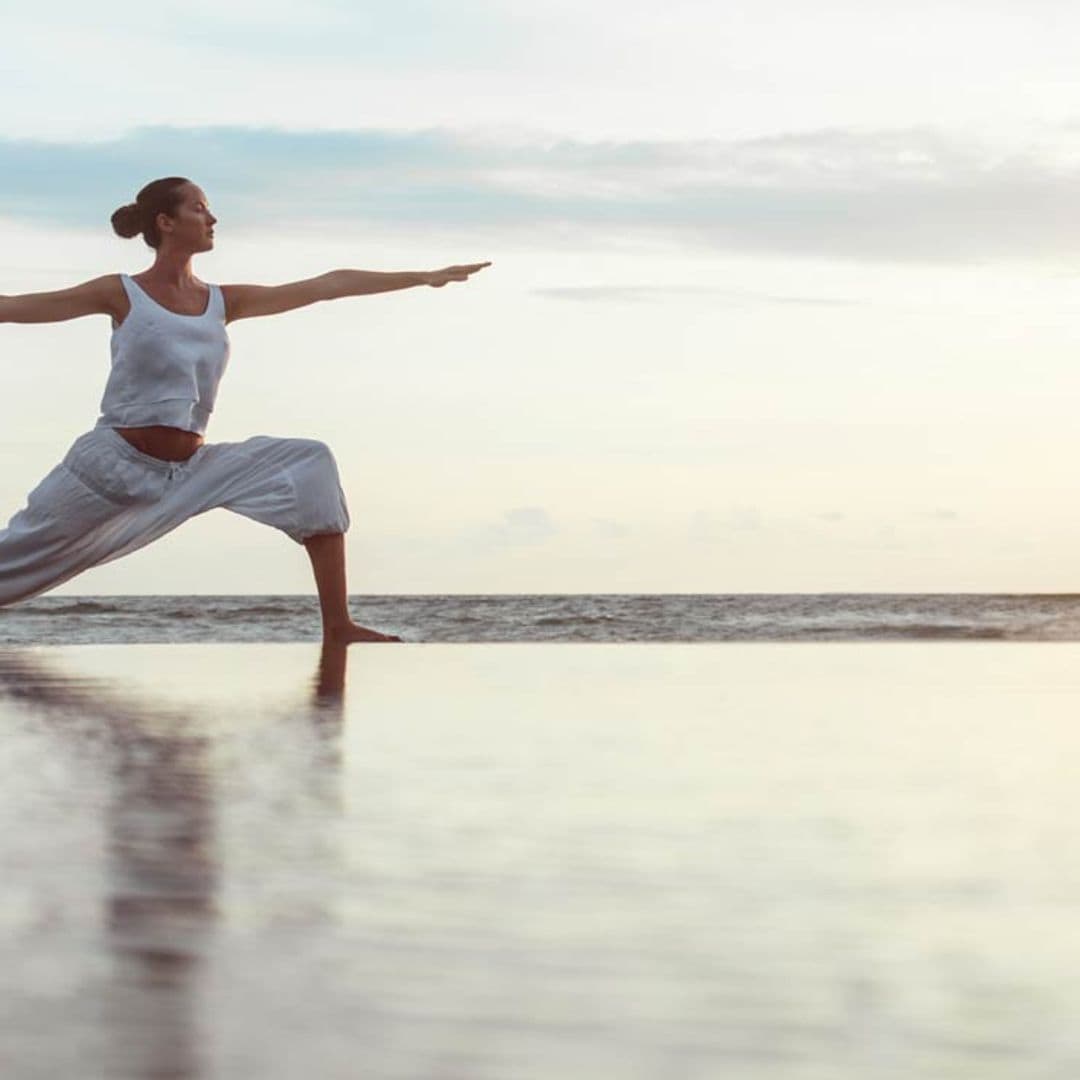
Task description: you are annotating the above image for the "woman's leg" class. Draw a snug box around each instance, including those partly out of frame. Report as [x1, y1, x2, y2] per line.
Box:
[1, 430, 402, 641]
[302, 532, 400, 643]
[0, 456, 136, 607]
[201, 435, 401, 643]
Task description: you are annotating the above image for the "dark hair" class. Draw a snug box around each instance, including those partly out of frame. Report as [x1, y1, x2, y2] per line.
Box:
[110, 177, 191, 249]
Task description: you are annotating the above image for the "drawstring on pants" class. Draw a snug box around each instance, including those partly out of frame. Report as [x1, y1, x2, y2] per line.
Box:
[166, 460, 189, 483]
[166, 459, 195, 487]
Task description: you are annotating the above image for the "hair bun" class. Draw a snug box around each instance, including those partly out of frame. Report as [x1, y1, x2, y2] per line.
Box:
[110, 201, 143, 239]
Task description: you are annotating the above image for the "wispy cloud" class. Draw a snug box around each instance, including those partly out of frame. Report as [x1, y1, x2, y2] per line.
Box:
[592, 518, 630, 539]
[471, 507, 559, 547]
[2, 123, 1078, 262]
[5, 0, 534, 70]
[533, 286, 861, 305]
[689, 507, 764, 539]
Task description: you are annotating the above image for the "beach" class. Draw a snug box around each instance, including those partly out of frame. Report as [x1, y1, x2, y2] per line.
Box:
[2, 641, 1079, 1078]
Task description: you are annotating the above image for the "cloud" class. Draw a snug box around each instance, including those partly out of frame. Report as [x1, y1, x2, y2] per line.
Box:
[592, 517, 630, 538]
[2, 123, 1079, 262]
[689, 507, 763, 540]
[6, 0, 533, 71]
[474, 506, 558, 547]
[533, 286, 860, 305]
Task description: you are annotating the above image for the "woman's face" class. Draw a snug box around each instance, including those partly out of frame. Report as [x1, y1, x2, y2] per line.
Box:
[160, 184, 217, 252]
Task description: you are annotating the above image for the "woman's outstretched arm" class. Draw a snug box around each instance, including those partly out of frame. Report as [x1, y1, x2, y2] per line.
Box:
[222, 262, 492, 323]
[0, 275, 119, 324]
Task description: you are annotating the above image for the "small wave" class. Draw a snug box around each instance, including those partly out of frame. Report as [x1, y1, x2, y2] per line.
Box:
[23, 601, 125, 616]
[900, 624, 1008, 640]
[134, 607, 307, 627]
[533, 614, 623, 627]
[199, 603, 304, 618]
[797, 623, 1009, 640]
[123, 602, 305, 621]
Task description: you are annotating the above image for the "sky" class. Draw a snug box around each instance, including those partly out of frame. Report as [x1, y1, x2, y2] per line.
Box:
[4, 0, 1080, 593]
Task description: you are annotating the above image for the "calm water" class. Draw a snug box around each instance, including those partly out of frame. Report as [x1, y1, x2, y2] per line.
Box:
[5, 592, 1080, 643]
[2, 642, 1080, 1078]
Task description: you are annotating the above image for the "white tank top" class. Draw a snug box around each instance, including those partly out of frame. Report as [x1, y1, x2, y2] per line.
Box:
[94, 273, 231, 435]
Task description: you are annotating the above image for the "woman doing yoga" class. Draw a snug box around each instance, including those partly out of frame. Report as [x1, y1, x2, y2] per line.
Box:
[0, 176, 491, 643]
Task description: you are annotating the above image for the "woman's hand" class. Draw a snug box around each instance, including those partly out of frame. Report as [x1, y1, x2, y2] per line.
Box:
[424, 262, 492, 288]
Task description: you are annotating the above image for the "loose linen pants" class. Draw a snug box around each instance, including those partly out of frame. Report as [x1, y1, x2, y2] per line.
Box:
[0, 426, 351, 606]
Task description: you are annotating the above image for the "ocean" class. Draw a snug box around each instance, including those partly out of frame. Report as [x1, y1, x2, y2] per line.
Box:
[5, 593, 1080, 644]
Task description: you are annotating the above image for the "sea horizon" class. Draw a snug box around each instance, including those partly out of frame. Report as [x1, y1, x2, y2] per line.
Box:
[7, 592, 1080, 644]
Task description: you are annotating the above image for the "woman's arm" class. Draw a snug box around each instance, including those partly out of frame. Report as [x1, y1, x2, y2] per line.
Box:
[332, 264, 492, 293]
[0, 275, 120, 324]
[222, 263, 492, 323]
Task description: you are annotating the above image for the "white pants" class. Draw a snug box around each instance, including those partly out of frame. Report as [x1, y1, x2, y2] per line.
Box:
[0, 425, 351, 606]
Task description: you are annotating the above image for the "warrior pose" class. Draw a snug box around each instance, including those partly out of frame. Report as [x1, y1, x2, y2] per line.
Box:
[0, 176, 491, 643]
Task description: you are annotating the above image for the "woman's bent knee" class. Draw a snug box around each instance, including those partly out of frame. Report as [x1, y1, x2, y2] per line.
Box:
[283, 439, 349, 543]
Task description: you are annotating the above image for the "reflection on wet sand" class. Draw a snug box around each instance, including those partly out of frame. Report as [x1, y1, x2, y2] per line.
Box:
[7, 643, 1080, 1078]
[0, 642, 349, 1079]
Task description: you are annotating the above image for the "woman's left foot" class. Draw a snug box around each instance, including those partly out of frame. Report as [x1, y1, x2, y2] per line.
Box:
[324, 621, 403, 644]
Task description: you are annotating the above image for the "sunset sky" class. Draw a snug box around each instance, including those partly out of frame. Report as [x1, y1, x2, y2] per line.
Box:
[4, 0, 1080, 593]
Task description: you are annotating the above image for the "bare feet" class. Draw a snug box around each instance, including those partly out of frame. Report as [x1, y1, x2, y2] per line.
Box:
[323, 621, 403, 645]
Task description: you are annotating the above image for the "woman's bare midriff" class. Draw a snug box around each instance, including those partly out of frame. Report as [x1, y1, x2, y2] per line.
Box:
[114, 426, 204, 462]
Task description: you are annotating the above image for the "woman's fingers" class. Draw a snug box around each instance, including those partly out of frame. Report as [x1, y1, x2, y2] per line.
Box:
[429, 261, 492, 286]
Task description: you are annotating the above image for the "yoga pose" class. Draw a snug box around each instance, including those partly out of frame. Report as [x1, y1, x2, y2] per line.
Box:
[0, 176, 491, 643]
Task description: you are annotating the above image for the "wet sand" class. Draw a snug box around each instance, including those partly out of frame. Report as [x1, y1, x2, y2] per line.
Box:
[2, 642, 1079, 1078]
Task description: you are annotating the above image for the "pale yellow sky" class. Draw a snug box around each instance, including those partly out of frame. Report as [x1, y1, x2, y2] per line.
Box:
[3, 1, 1080, 592]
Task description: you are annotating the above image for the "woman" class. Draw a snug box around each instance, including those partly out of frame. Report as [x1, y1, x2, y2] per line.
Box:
[0, 176, 491, 643]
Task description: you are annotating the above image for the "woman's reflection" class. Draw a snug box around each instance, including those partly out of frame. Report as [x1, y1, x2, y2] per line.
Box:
[0, 640, 350, 1079]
